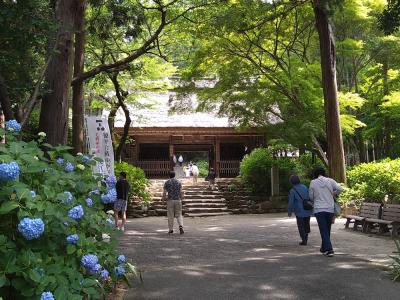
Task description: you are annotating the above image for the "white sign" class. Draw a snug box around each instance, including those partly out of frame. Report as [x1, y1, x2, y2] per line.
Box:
[84, 116, 114, 176]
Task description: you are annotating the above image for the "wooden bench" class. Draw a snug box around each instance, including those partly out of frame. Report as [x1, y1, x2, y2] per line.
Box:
[344, 202, 382, 231]
[364, 204, 400, 238]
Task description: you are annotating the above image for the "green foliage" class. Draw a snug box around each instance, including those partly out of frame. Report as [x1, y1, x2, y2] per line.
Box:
[114, 162, 150, 204]
[294, 153, 325, 185]
[0, 133, 133, 299]
[240, 148, 296, 194]
[390, 239, 400, 281]
[339, 159, 400, 206]
[195, 160, 209, 178]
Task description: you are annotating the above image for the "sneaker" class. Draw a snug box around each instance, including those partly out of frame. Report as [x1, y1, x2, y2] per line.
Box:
[120, 226, 125, 232]
[179, 226, 184, 235]
[168, 230, 173, 234]
[325, 251, 334, 257]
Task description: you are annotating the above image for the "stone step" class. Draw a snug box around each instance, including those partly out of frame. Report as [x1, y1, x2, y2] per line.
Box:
[184, 202, 227, 208]
[184, 212, 231, 217]
[185, 207, 228, 213]
[183, 199, 226, 203]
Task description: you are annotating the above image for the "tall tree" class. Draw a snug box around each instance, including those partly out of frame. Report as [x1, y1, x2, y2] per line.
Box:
[313, 0, 346, 182]
[72, 0, 86, 153]
[39, 0, 77, 145]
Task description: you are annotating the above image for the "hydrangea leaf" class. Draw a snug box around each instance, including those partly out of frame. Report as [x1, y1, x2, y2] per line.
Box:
[0, 201, 19, 215]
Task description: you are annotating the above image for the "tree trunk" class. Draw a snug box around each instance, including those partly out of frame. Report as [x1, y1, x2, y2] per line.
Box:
[0, 73, 15, 120]
[116, 101, 131, 161]
[72, 0, 85, 153]
[39, 0, 76, 145]
[313, 0, 346, 183]
[382, 59, 392, 157]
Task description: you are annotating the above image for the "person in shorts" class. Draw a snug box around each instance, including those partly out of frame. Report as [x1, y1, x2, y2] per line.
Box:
[163, 171, 184, 234]
[114, 172, 130, 231]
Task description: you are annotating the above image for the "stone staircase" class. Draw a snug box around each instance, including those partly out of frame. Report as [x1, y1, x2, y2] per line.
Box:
[127, 178, 286, 218]
[127, 179, 230, 217]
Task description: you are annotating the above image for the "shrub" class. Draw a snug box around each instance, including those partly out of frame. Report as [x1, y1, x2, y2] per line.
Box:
[294, 153, 325, 185]
[0, 127, 136, 299]
[195, 160, 209, 178]
[114, 162, 151, 204]
[339, 159, 400, 207]
[240, 148, 275, 194]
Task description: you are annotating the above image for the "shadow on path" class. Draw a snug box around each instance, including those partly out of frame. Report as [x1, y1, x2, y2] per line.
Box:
[120, 215, 399, 300]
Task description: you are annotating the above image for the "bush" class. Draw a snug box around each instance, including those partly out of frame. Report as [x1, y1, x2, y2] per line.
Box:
[195, 160, 209, 178]
[339, 159, 400, 207]
[240, 148, 297, 194]
[0, 128, 136, 299]
[294, 153, 325, 185]
[114, 162, 151, 204]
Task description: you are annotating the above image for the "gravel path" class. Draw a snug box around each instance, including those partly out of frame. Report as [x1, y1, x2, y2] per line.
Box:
[120, 214, 400, 300]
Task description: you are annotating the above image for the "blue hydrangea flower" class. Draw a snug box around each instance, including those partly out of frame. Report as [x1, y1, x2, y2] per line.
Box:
[117, 255, 126, 264]
[40, 291, 54, 300]
[65, 162, 74, 173]
[18, 217, 45, 240]
[82, 155, 91, 164]
[85, 198, 93, 207]
[106, 175, 117, 187]
[106, 217, 114, 226]
[115, 266, 125, 276]
[81, 254, 98, 272]
[30, 190, 36, 198]
[5, 119, 21, 133]
[66, 234, 79, 244]
[68, 205, 84, 220]
[63, 191, 73, 204]
[108, 188, 117, 202]
[100, 269, 109, 280]
[89, 263, 102, 274]
[56, 158, 64, 165]
[0, 162, 20, 181]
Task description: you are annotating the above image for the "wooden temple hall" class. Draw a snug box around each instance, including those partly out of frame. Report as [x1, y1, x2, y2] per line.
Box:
[120, 127, 264, 178]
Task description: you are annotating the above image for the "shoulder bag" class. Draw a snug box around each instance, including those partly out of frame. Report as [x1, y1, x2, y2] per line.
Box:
[293, 188, 313, 211]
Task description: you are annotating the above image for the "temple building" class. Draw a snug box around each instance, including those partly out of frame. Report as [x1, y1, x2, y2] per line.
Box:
[115, 92, 265, 178]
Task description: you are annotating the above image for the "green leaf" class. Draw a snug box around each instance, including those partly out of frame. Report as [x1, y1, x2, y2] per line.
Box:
[0, 274, 7, 287]
[67, 244, 76, 254]
[28, 269, 42, 283]
[0, 201, 19, 215]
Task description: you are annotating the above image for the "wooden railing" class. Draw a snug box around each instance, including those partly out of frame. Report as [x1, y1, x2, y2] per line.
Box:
[219, 160, 240, 178]
[136, 160, 170, 178]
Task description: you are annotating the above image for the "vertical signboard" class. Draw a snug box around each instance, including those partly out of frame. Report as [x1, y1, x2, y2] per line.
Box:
[84, 116, 114, 176]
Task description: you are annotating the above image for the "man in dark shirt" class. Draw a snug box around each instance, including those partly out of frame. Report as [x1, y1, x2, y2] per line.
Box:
[163, 171, 184, 234]
[114, 172, 130, 231]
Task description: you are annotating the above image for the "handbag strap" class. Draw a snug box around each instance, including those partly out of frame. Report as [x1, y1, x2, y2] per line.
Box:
[293, 187, 304, 201]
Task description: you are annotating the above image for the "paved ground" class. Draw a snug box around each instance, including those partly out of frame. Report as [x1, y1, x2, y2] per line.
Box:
[119, 214, 400, 300]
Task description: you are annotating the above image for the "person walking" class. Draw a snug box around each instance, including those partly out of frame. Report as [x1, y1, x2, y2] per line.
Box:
[114, 172, 130, 231]
[163, 171, 184, 234]
[288, 175, 312, 245]
[191, 163, 199, 185]
[309, 167, 343, 257]
[207, 167, 217, 190]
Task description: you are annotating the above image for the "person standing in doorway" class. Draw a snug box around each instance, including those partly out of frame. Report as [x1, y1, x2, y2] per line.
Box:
[288, 175, 312, 245]
[114, 172, 130, 231]
[309, 167, 343, 257]
[163, 171, 184, 234]
[192, 163, 199, 185]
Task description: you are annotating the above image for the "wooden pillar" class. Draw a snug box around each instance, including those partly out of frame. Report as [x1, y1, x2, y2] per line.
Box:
[169, 135, 174, 170]
[215, 138, 221, 177]
[271, 165, 280, 197]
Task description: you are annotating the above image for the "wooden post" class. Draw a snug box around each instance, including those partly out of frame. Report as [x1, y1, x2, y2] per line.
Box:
[0, 109, 4, 143]
[169, 135, 174, 171]
[271, 166, 280, 197]
[215, 138, 220, 177]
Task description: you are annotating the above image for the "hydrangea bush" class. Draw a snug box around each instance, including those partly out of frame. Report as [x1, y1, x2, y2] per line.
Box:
[0, 125, 138, 299]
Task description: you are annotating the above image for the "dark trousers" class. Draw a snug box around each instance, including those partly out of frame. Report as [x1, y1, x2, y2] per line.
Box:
[296, 217, 311, 243]
[315, 212, 334, 252]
